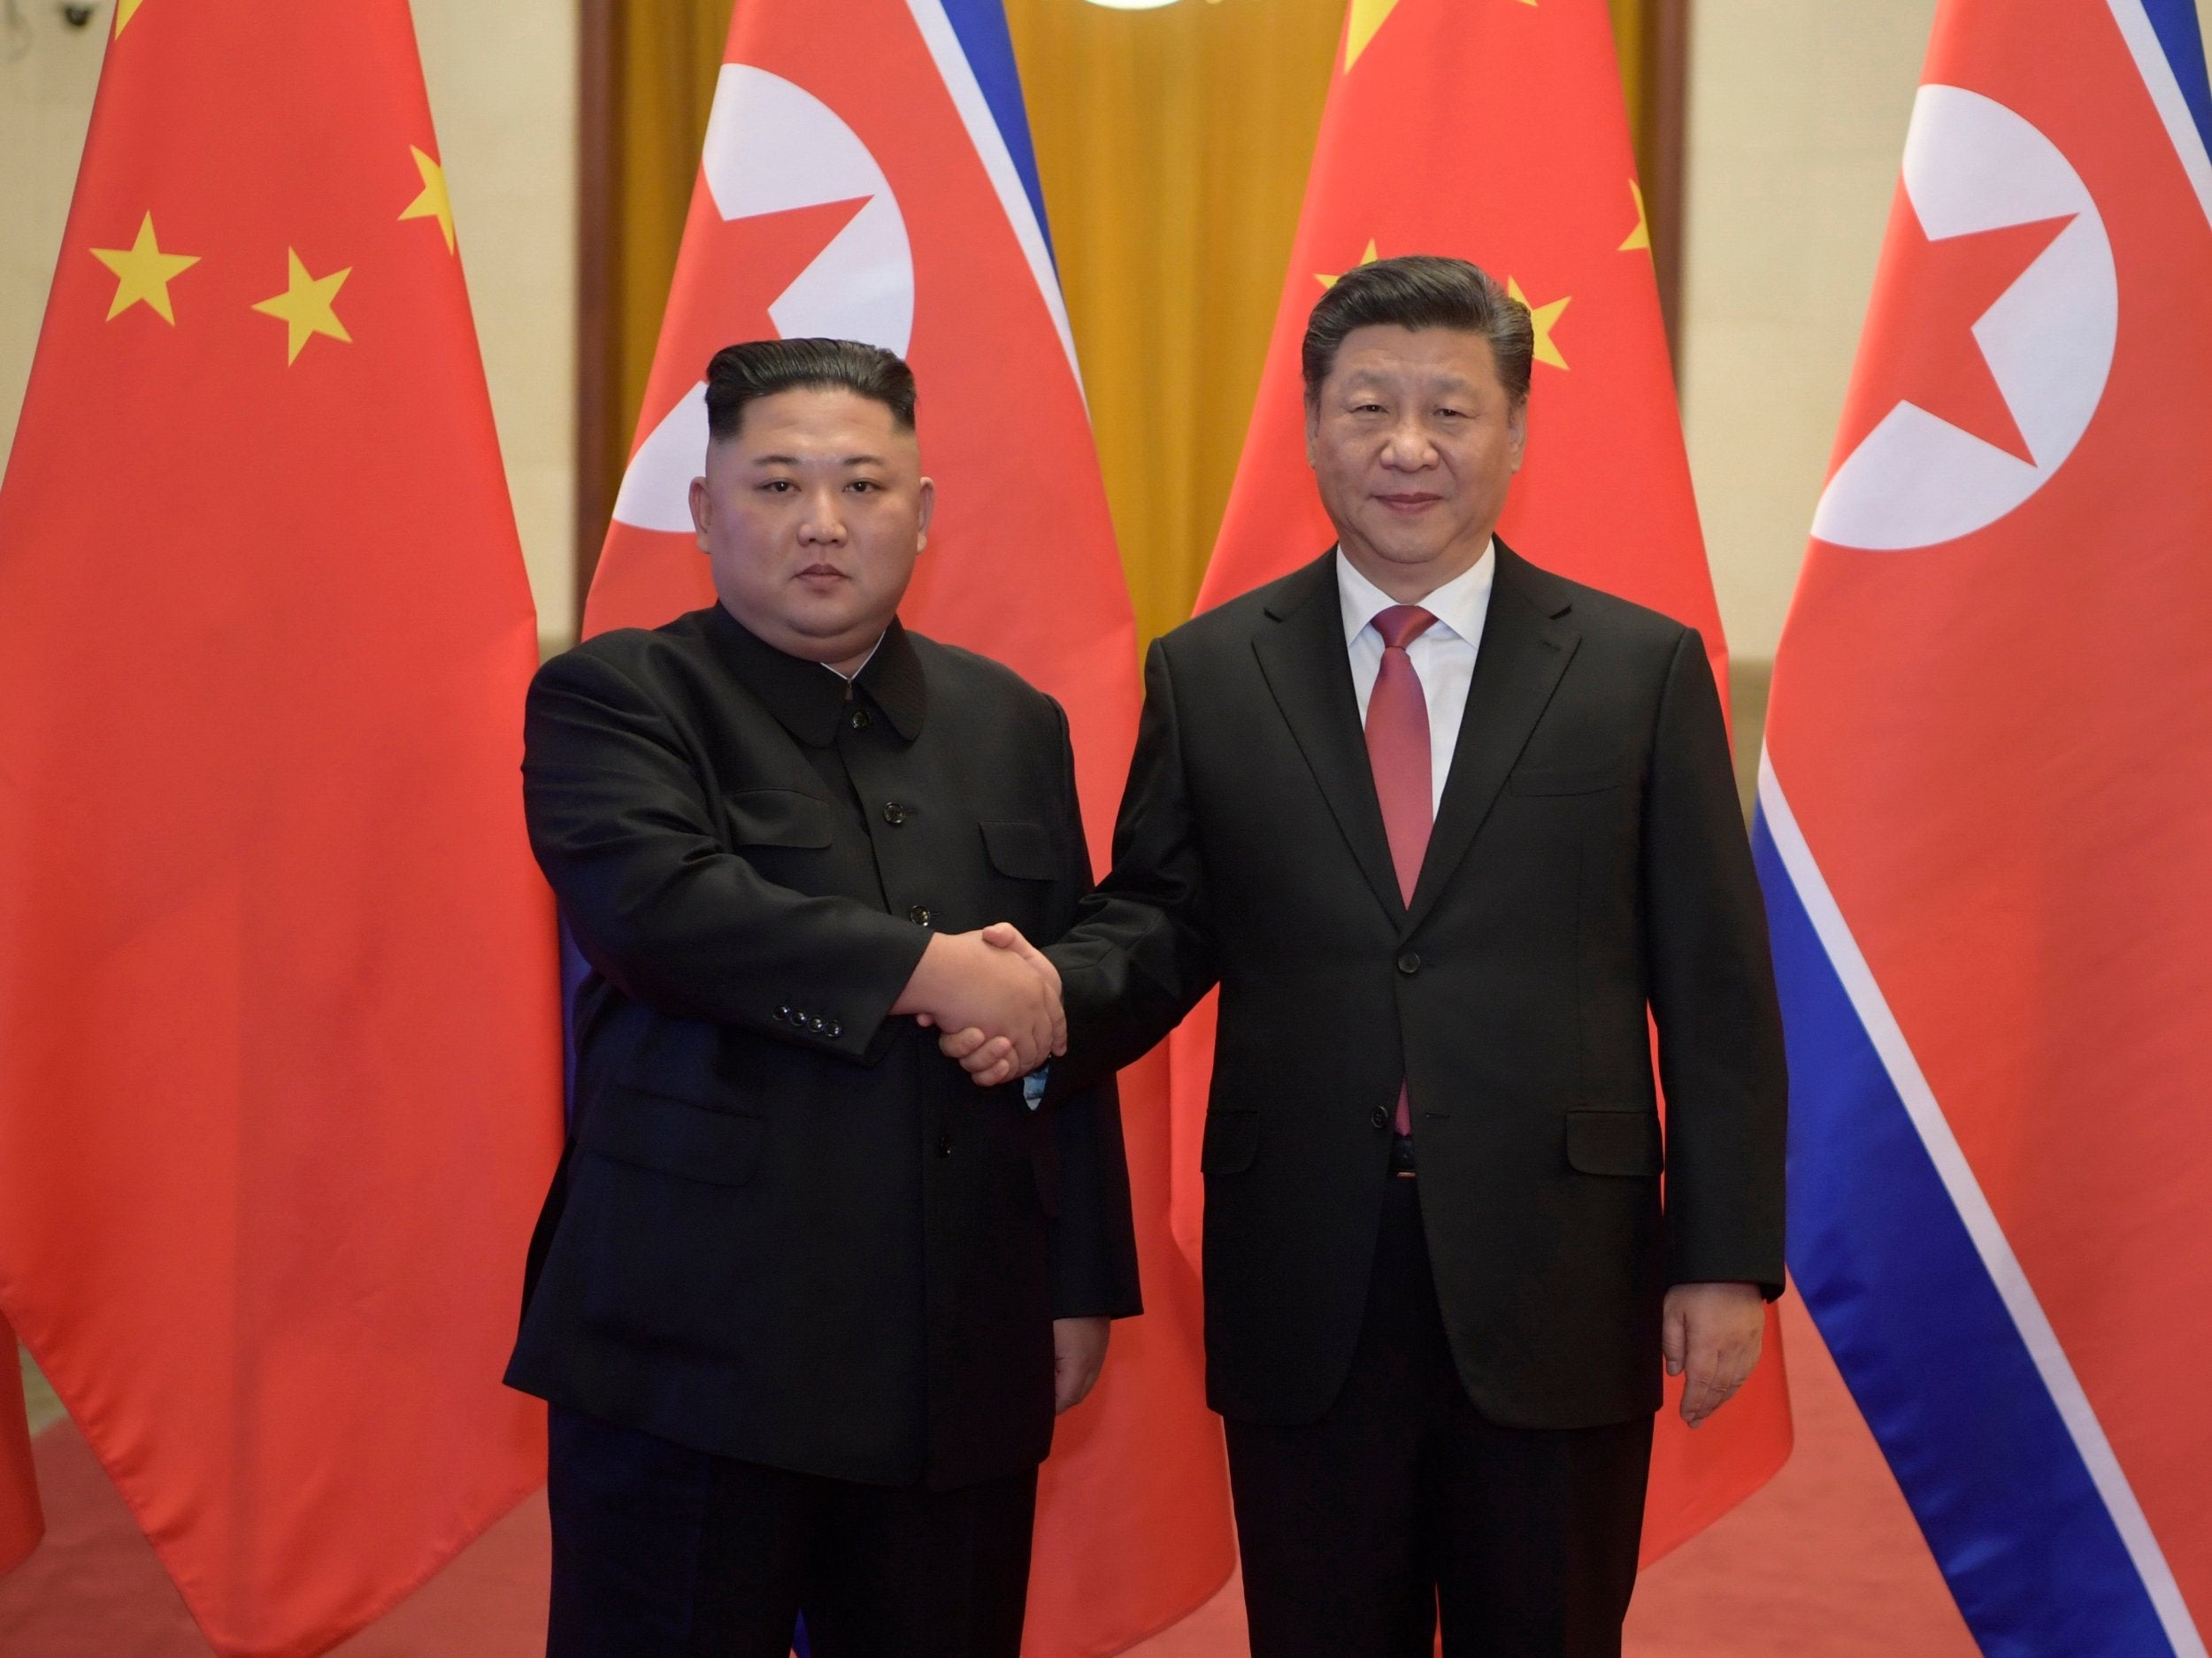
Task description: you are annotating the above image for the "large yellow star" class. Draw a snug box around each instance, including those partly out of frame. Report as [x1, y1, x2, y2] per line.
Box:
[251, 249, 353, 365]
[89, 213, 199, 324]
[1344, 0, 1402, 68]
[1507, 276, 1571, 371]
[399, 146, 456, 255]
[1620, 180, 1651, 252]
[1317, 238, 1382, 291]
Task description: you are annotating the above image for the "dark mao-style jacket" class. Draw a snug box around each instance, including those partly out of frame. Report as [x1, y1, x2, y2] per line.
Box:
[506, 604, 1141, 1491]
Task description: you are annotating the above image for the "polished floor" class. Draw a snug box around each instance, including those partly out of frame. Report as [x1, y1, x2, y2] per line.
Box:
[1, 1291, 1976, 1657]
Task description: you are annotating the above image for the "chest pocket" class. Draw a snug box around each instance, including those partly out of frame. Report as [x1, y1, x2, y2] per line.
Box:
[725, 788, 833, 849]
[979, 819, 1057, 880]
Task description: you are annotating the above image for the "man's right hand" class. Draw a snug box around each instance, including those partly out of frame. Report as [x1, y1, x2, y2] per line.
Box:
[891, 927, 1063, 1078]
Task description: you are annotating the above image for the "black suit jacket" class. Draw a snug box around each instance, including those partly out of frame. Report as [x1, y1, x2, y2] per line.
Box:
[505, 605, 1141, 1490]
[1047, 544, 1785, 1431]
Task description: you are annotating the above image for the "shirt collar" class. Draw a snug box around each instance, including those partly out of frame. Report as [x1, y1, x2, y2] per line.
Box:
[701, 605, 927, 747]
[1335, 539, 1497, 649]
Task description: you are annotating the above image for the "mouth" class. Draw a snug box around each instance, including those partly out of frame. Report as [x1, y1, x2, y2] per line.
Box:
[794, 564, 849, 587]
[1373, 493, 1444, 515]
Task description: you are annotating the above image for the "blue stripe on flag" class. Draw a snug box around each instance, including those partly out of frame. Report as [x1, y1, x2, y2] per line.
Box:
[940, 0, 1056, 259]
[2143, 0, 2212, 157]
[1755, 810, 2177, 1658]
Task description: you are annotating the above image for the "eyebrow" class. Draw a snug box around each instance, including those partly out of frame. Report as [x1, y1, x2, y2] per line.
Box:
[748, 453, 891, 468]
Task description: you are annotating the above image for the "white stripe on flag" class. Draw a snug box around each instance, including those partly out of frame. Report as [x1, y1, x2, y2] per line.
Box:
[1758, 749, 2206, 1658]
[2107, 0, 2212, 228]
[903, 0, 1087, 397]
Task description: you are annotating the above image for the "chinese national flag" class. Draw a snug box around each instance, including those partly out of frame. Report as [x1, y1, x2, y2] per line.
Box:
[0, 3, 564, 1653]
[1188, 0, 1792, 1562]
[0, 1314, 40, 1577]
[581, 1, 1233, 1650]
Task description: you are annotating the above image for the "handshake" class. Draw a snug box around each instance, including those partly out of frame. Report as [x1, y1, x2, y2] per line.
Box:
[889, 922, 1064, 1089]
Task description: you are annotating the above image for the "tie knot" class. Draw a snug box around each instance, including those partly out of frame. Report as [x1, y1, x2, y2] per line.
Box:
[1373, 604, 1438, 652]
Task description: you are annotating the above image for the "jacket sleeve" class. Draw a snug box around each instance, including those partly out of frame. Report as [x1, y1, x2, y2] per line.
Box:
[522, 646, 930, 1063]
[1040, 701, 1144, 1319]
[1640, 629, 1789, 1295]
[1044, 638, 1220, 1097]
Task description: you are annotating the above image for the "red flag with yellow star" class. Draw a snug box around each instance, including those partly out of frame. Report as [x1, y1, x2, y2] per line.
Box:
[0, 1, 563, 1650]
[1186, 0, 1792, 1563]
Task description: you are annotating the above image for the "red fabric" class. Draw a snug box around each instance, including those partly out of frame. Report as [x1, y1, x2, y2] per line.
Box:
[1362, 604, 1440, 907]
[0, 1316, 42, 1580]
[0, 4, 565, 1653]
[578, 3, 1233, 1650]
[1178, 0, 1792, 1566]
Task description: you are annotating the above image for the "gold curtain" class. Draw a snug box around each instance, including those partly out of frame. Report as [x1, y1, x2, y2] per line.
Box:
[597, 0, 1650, 645]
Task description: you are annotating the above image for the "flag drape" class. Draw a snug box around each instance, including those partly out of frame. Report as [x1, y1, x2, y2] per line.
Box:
[1760, 1, 2212, 1650]
[0, 4, 565, 1652]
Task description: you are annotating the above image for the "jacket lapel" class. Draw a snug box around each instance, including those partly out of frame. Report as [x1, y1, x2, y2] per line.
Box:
[1252, 552, 1407, 925]
[1406, 545, 1579, 933]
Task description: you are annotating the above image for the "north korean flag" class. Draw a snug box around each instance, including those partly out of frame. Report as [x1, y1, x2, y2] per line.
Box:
[1759, 1, 2212, 1652]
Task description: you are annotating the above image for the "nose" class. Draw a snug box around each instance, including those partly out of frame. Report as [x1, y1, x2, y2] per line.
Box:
[1379, 415, 1439, 471]
[797, 486, 849, 547]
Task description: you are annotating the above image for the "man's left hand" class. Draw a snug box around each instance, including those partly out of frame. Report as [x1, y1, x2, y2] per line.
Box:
[1052, 1316, 1110, 1414]
[1663, 1281, 1764, 1428]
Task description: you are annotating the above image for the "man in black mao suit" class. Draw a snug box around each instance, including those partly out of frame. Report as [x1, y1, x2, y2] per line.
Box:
[950, 257, 1786, 1655]
[507, 338, 1139, 1658]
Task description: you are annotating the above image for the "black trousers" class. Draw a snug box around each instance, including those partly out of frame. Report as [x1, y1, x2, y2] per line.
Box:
[545, 1406, 1037, 1658]
[1225, 1179, 1654, 1658]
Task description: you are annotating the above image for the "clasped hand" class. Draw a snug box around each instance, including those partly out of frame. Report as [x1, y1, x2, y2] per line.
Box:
[891, 923, 1062, 1086]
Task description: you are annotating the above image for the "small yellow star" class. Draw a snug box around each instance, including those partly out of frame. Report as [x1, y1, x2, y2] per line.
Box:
[1507, 276, 1571, 371]
[113, 0, 148, 36]
[1620, 180, 1651, 252]
[1317, 238, 1382, 291]
[1344, 0, 1402, 68]
[399, 146, 456, 255]
[89, 213, 199, 324]
[251, 248, 353, 365]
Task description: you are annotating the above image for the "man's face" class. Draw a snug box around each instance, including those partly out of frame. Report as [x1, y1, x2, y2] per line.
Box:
[688, 388, 933, 672]
[1304, 323, 1526, 598]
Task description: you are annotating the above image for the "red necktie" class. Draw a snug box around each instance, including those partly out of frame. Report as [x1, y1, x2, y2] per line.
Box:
[1364, 604, 1437, 1135]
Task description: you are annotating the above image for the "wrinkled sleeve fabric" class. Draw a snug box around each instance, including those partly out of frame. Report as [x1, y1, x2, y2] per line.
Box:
[522, 646, 929, 1063]
[1640, 628, 1789, 1296]
[1046, 638, 1219, 1098]
[1040, 700, 1142, 1321]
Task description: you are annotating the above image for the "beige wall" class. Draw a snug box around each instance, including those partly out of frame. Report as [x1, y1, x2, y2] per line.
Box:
[0, 0, 579, 652]
[1682, 0, 2212, 663]
[1678, 0, 1939, 664]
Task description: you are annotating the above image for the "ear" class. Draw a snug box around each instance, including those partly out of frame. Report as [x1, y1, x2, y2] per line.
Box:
[1303, 401, 1321, 470]
[915, 475, 936, 550]
[688, 475, 711, 550]
[1506, 396, 1529, 474]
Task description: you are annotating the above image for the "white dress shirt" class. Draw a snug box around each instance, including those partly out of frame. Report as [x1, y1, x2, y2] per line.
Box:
[1338, 541, 1496, 817]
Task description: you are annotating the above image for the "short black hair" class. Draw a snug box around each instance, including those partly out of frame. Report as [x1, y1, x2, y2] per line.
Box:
[1301, 255, 1534, 408]
[703, 337, 918, 441]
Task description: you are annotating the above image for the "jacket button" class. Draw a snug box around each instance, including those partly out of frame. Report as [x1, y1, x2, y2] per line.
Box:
[1370, 1105, 1391, 1130]
[884, 802, 909, 825]
[809, 1015, 827, 1034]
[909, 904, 933, 926]
[1397, 951, 1422, 976]
[827, 1020, 842, 1039]
[938, 1132, 954, 1158]
[849, 705, 871, 730]
[775, 1003, 795, 1023]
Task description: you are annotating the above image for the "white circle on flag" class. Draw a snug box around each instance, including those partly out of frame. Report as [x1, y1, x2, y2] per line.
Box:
[612, 65, 916, 533]
[1811, 85, 2116, 552]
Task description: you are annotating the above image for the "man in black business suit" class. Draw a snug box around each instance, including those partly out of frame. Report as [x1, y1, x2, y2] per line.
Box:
[949, 257, 1786, 1655]
[507, 338, 1140, 1658]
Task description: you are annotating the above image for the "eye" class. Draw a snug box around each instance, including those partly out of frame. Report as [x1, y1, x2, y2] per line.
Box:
[1434, 406, 1468, 419]
[758, 479, 795, 494]
[846, 480, 881, 494]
